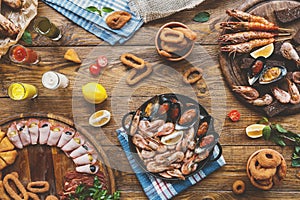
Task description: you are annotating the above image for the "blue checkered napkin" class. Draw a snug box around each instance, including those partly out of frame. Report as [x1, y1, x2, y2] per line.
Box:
[42, 0, 143, 45]
[117, 128, 226, 200]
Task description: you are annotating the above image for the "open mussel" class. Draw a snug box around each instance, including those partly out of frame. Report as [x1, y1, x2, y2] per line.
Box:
[247, 57, 265, 86]
[259, 65, 287, 85]
[196, 115, 212, 139]
[175, 105, 199, 130]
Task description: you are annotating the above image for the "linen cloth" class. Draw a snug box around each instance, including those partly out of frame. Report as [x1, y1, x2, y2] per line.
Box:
[128, 0, 206, 23]
[41, 0, 143, 45]
[117, 128, 226, 200]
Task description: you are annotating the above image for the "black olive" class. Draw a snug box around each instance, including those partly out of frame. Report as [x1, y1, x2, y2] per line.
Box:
[19, 125, 25, 131]
[65, 131, 72, 135]
[90, 165, 96, 172]
[42, 124, 48, 128]
[82, 144, 88, 150]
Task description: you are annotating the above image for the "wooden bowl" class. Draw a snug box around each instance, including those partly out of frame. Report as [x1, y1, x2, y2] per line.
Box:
[155, 22, 195, 62]
[246, 149, 286, 190]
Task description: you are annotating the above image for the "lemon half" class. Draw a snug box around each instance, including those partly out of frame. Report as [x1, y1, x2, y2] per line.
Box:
[250, 43, 274, 59]
[89, 110, 111, 127]
[246, 124, 266, 139]
[82, 82, 107, 104]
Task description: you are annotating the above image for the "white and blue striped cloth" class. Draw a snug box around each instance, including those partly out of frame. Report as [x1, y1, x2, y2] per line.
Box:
[117, 128, 226, 200]
[42, 0, 143, 45]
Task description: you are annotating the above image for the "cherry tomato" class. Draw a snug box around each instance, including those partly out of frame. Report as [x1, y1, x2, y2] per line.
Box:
[89, 63, 101, 76]
[97, 56, 108, 68]
[228, 110, 240, 122]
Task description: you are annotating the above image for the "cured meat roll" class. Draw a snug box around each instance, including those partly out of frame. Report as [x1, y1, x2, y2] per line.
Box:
[69, 142, 94, 158]
[6, 122, 23, 149]
[57, 128, 75, 148]
[73, 152, 97, 166]
[75, 164, 99, 174]
[27, 119, 39, 145]
[61, 132, 84, 152]
[38, 120, 51, 145]
[16, 121, 31, 146]
[47, 125, 64, 146]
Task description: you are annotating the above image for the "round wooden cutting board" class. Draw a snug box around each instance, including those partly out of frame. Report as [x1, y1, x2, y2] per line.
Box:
[219, 0, 300, 117]
[0, 113, 116, 199]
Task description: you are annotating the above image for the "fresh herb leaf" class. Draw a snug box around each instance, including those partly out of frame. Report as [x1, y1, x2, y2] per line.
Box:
[21, 30, 32, 45]
[193, 11, 210, 22]
[257, 117, 269, 124]
[271, 135, 286, 146]
[262, 125, 271, 140]
[86, 6, 102, 16]
[295, 146, 300, 154]
[292, 158, 300, 167]
[275, 124, 288, 133]
[102, 7, 114, 13]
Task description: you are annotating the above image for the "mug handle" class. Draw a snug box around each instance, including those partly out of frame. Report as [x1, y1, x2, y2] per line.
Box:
[121, 111, 136, 133]
[209, 142, 222, 162]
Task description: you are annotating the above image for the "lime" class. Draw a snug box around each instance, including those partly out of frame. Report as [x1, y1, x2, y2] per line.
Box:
[82, 82, 107, 104]
[250, 43, 274, 59]
[246, 124, 266, 138]
[89, 110, 111, 127]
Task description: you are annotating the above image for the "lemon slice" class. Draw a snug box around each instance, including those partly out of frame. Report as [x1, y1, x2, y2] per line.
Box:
[246, 124, 266, 138]
[89, 110, 111, 127]
[250, 43, 274, 59]
[82, 82, 108, 104]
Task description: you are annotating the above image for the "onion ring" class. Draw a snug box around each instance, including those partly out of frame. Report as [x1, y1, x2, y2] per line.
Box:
[249, 175, 273, 190]
[106, 11, 131, 29]
[27, 181, 50, 193]
[248, 155, 276, 180]
[183, 67, 203, 84]
[3, 173, 28, 200]
[27, 192, 40, 200]
[173, 27, 197, 41]
[120, 53, 145, 69]
[232, 180, 245, 195]
[160, 28, 185, 44]
[45, 195, 59, 200]
[256, 150, 281, 168]
[126, 63, 153, 85]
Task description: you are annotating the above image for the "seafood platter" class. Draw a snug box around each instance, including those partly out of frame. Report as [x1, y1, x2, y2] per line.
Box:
[219, 0, 300, 116]
[122, 93, 222, 181]
[0, 114, 115, 199]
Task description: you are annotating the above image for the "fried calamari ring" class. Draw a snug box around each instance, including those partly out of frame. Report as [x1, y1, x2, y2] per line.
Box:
[0, 181, 10, 200]
[232, 180, 245, 195]
[256, 150, 281, 168]
[173, 27, 197, 41]
[27, 192, 40, 200]
[3, 173, 28, 200]
[45, 195, 58, 200]
[183, 67, 203, 84]
[106, 11, 131, 29]
[126, 63, 153, 85]
[160, 28, 185, 44]
[27, 181, 50, 193]
[248, 155, 276, 180]
[120, 53, 145, 69]
[249, 175, 273, 190]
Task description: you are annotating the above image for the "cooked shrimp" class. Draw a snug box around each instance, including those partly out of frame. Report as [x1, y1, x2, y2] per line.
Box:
[226, 9, 274, 26]
[249, 94, 273, 106]
[232, 85, 260, 100]
[280, 42, 300, 66]
[287, 79, 300, 104]
[220, 22, 290, 32]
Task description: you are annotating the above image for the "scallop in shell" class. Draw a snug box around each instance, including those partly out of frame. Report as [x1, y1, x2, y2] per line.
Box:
[161, 130, 183, 145]
[259, 66, 287, 85]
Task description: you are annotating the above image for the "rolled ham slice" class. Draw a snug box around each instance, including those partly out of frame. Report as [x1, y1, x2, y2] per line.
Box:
[16, 121, 31, 146]
[76, 164, 99, 174]
[73, 152, 97, 166]
[57, 128, 75, 148]
[61, 132, 84, 152]
[7, 122, 23, 149]
[27, 118, 39, 145]
[47, 125, 64, 146]
[38, 120, 51, 144]
[69, 142, 95, 158]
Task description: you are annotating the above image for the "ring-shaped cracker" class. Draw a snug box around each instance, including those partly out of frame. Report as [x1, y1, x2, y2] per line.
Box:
[3, 173, 28, 200]
[248, 155, 276, 180]
[27, 181, 50, 193]
[126, 63, 153, 85]
[46, 195, 59, 200]
[172, 27, 197, 41]
[160, 28, 185, 44]
[249, 175, 273, 190]
[256, 150, 281, 168]
[27, 192, 40, 200]
[276, 159, 287, 180]
[232, 180, 245, 195]
[120, 53, 145, 69]
[161, 39, 188, 53]
[183, 67, 203, 84]
[106, 11, 131, 29]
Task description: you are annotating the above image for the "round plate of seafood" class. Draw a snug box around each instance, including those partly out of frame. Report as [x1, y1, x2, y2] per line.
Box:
[0, 113, 115, 199]
[219, 0, 300, 117]
[122, 93, 222, 181]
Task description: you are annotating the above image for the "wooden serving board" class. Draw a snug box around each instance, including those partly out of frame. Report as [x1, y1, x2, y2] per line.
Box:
[219, 0, 300, 117]
[0, 113, 116, 198]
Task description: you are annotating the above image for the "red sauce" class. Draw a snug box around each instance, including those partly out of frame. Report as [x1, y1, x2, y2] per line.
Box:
[12, 45, 26, 62]
[12, 45, 38, 64]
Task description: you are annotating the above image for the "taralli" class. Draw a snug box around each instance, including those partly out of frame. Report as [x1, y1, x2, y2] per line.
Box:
[45, 195, 58, 200]
[276, 159, 287, 180]
[27, 192, 40, 200]
[160, 28, 185, 44]
[249, 175, 273, 191]
[248, 155, 276, 180]
[232, 180, 245, 195]
[106, 11, 131, 29]
[161, 39, 188, 53]
[173, 27, 197, 41]
[158, 50, 173, 58]
[3, 173, 28, 200]
[256, 177, 272, 186]
[27, 181, 50, 193]
[256, 150, 281, 168]
[183, 67, 203, 84]
[120, 53, 145, 69]
[126, 63, 153, 85]
[0, 181, 10, 200]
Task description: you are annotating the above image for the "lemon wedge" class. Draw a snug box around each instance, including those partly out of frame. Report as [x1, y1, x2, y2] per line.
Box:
[89, 110, 111, 127]
[250, 43, 274, 59]
[246, 124, 266, 138]
[82, 82, 107, 104]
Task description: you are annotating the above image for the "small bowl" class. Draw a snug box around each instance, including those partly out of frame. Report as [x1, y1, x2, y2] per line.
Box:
[155, 22, 195, 62]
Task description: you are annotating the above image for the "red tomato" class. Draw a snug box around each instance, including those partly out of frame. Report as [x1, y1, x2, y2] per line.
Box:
[228, 110, 240, 122]
[97, 56, 108, 68]
[89, 63, 101, 76]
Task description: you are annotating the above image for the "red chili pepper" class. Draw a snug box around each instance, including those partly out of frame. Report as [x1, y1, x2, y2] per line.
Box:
[228, 110, 240, 122]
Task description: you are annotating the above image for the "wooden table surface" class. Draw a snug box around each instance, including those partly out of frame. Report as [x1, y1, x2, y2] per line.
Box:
[1, 0, 300, 199]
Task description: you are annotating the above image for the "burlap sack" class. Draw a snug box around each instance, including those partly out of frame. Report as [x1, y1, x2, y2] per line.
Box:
[0, 0, 38, 58]
[129, 0, 206, 23]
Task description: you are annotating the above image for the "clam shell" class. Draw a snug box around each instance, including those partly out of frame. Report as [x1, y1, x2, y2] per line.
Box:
[259, 66, 287, 85]
[161, 130, 183, 145]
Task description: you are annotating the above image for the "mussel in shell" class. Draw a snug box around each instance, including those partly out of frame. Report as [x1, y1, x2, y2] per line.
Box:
[247, 57, 265, 85]
[177, 106, 199, 128]
[259, 66, 287, 85]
